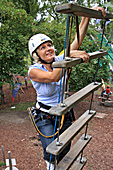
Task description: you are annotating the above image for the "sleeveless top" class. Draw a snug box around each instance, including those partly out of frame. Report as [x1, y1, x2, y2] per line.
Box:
[28, 54, 65, 107]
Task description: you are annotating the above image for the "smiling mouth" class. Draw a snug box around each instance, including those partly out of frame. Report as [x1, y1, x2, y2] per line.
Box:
[46, 52, 54, 56]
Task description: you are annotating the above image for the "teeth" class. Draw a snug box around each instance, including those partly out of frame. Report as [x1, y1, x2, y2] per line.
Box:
[47, 52, 52, 55]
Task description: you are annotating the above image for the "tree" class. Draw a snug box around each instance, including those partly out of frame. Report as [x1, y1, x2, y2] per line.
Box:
[69, 25, 111, 91]
[0, 0, 39, 103]
[69, 58, 110, 91]
[104, 0, 113, 42]
[38, 0, 67, 23]
[8, 0, 67, 23]
[8, 0, 40, 20]
[38, 0, 94, 23]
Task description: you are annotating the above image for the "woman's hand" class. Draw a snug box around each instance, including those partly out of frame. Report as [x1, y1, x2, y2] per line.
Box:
[70, 50, 90, 63]
[92, 7, 106, 17]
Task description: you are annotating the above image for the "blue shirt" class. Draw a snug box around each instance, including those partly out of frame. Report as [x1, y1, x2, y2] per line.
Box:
[28, 54, 65, 107]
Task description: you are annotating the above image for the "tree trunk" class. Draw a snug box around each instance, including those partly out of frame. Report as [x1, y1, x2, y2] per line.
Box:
[0, 85, 4, 105]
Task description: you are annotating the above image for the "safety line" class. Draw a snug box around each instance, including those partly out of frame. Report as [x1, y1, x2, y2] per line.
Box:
[49, 12, 71, 170]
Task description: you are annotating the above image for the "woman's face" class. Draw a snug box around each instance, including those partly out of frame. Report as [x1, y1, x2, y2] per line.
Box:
[37, 41, 55, 63]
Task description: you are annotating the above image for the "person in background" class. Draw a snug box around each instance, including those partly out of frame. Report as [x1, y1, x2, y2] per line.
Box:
[28, 7, 106, 170]
[99, 78, 106, 98]
[106, 85, 112, 95]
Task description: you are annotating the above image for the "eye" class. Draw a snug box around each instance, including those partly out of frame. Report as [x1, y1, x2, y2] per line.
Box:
[48, 43, 52, 47]
[40, 46, 45, 50]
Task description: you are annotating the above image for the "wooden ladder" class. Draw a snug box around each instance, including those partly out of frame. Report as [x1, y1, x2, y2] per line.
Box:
[46, 3, 113, 170]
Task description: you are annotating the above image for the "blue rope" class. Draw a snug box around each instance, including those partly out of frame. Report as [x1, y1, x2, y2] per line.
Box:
[49, 2, 70, 170]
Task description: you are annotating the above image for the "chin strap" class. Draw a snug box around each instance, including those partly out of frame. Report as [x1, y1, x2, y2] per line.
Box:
[35, 51, 55, 65]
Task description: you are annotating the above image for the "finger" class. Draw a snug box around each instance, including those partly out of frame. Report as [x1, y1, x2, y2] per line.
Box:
[82, 55, 89, 63]
[101, 9, 106, 17]
[98, 7, 106, 17]
[83, 53, 89, 63]
[85, 55, 90, 63]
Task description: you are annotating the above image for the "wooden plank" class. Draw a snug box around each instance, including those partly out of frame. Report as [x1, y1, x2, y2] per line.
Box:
[49, 82, 101, 116]
[55, 3, 113, 19]
[46, 110, 96, 156]
[56, 134, 91, 170]
[70, 157, 87, 170]
[53, 51, 108, 68]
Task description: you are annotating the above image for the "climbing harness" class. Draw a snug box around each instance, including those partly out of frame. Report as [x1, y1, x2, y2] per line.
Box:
[28, 107, 65, 138]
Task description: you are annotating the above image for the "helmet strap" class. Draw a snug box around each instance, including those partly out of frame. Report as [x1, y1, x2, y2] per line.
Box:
[35, 51, 55, 65]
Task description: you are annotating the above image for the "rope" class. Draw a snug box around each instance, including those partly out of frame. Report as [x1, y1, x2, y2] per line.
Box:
[28, 107, 64, 138]
[49, 12, 71, 169]
[65, 15, 80, 95]
[84, 20, 107, 140]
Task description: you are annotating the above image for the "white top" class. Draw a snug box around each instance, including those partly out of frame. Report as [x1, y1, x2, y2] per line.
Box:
[28, 54, 65, 107]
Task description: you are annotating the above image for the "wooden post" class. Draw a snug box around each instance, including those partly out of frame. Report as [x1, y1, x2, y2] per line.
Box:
[8, 151, 12, 170]
[5, 151, 18, 170]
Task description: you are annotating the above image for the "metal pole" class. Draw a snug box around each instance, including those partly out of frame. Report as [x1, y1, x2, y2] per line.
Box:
[89, 92, 94, 114]
[56, 117, 62, 146]
[1, 145, 5, 163]
[61, 69, 67, 106]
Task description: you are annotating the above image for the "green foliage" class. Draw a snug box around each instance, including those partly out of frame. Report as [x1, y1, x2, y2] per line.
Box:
[104, 0, 113, 13]
[38, 0, 97, 23]
[0, 162, 6, 167]
[0, 0, 37, 86]
[69, 25, 111, 91]
[0, 102, 35, 112]
[69, 58, 110, 91]
[38, 0, 67, 23]
[104, 1, 113, 43]
[8, 0, 40, 20]
[32, 20, 66, 55]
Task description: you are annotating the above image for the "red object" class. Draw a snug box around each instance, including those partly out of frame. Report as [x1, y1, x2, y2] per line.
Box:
[106, 88, 110, 94]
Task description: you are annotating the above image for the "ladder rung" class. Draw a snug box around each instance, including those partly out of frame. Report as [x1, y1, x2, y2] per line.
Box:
[70, 157, 87, 170]
[55, 3, 113, 19]
[46, 110, 96, 156]
[53, 51, 108, 68]
[56, 134, 91, 170]
[49, 82, 101, 116]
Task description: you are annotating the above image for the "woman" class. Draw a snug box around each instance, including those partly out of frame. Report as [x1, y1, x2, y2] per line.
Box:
[28, 7, 106, 170]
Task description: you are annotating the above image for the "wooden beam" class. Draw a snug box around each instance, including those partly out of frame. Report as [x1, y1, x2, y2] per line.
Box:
[46, 110, 96, 156]
[53, 51, 108, 68]
[56, 134, 91, 170]
[55, 3, 113, 19]
[71, 157, 87, 170]
[49, 82, 101, 116]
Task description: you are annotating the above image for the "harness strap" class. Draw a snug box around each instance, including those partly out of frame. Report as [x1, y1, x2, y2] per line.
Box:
[38, 101, 51, 110]
[36, 101, 51, 113]
[28, 107, 65, 138]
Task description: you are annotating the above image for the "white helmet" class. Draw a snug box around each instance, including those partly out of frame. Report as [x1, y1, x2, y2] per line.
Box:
[28, 33, 53, 56]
